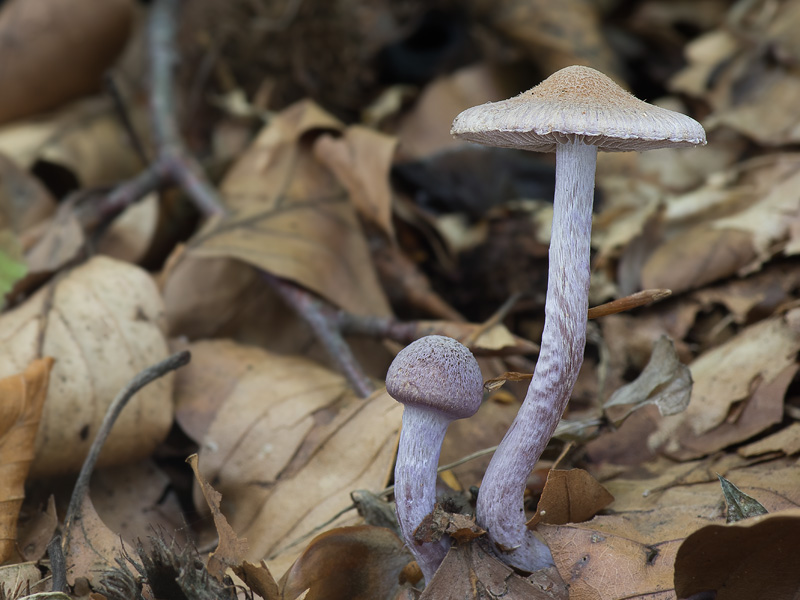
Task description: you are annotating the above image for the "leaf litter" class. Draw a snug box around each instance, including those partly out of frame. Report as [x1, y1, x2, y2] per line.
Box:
[1, 0, 800, 599]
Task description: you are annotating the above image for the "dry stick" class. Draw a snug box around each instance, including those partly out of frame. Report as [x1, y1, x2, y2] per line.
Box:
[587, 289, 671, 320]
[48, 534, 67, 593]
[63, 351, 191, 532]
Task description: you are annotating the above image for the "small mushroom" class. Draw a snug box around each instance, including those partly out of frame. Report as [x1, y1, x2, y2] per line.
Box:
[451, 65, 706, 571]
[386, 335, 484, 583]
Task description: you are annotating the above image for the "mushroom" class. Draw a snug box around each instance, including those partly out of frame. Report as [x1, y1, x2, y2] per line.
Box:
[450, 65, 706, 571]
[386, 335, 484, 583]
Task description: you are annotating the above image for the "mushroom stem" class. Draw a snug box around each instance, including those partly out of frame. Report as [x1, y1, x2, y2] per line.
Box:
[477, 139, 597, 571]
[395, 407, 451, 582]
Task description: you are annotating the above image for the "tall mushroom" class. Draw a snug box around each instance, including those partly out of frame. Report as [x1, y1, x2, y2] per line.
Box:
[451, 65, 706, 571]
[386, 335, 484, 583]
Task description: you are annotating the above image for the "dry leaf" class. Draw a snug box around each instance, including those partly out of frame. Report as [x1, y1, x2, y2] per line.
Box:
[471, 0, 620, 80]
[0, 561, 45, 596]
[603, 335, 692, 423]
[233, 561, 281, 600]
[674, 508, 800, 600]
[540, 522, 680, 600]
[0, 152, 55, 239]
[96, 194, 160, 265]
[420, 540, 568, 599]
[0, 97, 146, 187]
[650, 309, 800, 458]
[0, 358, 53, 563]
[187, 454, 249, 581]
[62, 494, 123, 586]
[0, 256, 172, 476]
[738, 421, 800, 457]
[0, 0, 133, 124]
[280, 526, 411, 600]
[527, 469, 614, 528]
[164, 100, 391, 320]
[16, 495, 57, 561]
[313, 126, 398, 239]
[178, 339, 402, 578]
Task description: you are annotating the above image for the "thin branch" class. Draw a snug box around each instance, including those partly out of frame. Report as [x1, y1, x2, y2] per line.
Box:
[64, 351, 191, 530]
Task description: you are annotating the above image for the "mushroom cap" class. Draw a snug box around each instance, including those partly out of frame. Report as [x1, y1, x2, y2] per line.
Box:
[451, 65, 706, 153]
[386, 335, 484, 420]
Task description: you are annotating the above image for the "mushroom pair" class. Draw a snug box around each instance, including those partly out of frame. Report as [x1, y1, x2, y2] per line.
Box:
[388, 66, 706, 581]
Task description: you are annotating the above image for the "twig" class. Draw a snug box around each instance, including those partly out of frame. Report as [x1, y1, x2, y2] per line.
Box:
[64, 351, 191, 530]
[47, 534, 67, 593]
[587, 289, 671, 320]
[262, 272, 375, 398]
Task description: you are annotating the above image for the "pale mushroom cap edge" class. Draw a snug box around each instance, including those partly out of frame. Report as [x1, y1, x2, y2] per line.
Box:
[450, 65, 706, 153]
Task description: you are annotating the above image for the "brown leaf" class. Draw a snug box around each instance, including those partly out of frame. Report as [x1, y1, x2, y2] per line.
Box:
[179, 339, 402, 578]
[0, 152, 55, 239]
[420, 540, 568, 599]
[17, 494, 57, 561]
[187, 453, 249, 581]
[414, 506, 485, 545]
[0, 256, 172, 476]
[63, 494, 124, 586]
[674, 508, 800, 600]
[0, 561, 46, 596]
[175, 100, 390, 319]
[313, 127, 398, 240]
[0, 0, 132, 124]
[0, 97, 147, 186]
[540, 523, 680, 600]
[280, 526, 411, 600]
[738, 421, 800, 457]
[527, 469, 614, 528]
[233, 560, 281, 600]
[650, 309, 800, 458]
[0, 357, 53, 563]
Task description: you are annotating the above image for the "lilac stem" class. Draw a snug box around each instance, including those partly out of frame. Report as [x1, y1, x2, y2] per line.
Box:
[476, 139, 597, 571]
[394, 408, 452, 583]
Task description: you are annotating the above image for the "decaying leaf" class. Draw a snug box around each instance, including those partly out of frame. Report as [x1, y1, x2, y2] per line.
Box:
[176, 339, 402, 578]
[164, 100, 391, 322]
[717, 474, 768, 523]
[16, 495, 57, 562]
[674, 508, 800, 600]
[0, 358, 53, 563]
[280, 526, 411, 600]
[62, 494, 124, 586]
[313, 126, 398, 240]
[527, 469, 614, 529]
[0, 0, 133, 124]
[232, 560, 281, 600]
[650, 309, 800, 458]
[604, 335, 692, 424]
[0, 255, 173, 476]
[420, 540, 568, 599]
[187, 453, 249, 581]
[0, 561, 45, 597]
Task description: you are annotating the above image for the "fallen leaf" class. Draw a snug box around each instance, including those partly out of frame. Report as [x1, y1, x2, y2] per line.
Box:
[0, 0, 133, 124]
[0, 358, 53, 563]
[16, 495, 57, 561]
[0, 152, 56, 238]
[96, 194, 160, 265]
[527, 469, 614, 528]
[737, 421, 800, 457]
[233, 560, 280, 600]
[171, 99, 390, 319]
[313, 126, 398, 240]
[420, 540, 568, 599]
[540, 522, 680, 600]
[62, 494, 124, 586]
[280, 526, 411, 600]
[0, 232, 26, 298]
[0, 97, 146, 187]
[0, 255, 173, 476]
[187, 453, 249, 581]
[674, 508, 800, 600]
[603, 335, 692, 424]
[0, 561, 45, 596]
[717, 474, 768, 522]
[178, 339, 402, 578]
